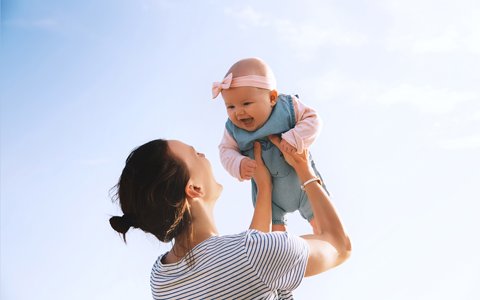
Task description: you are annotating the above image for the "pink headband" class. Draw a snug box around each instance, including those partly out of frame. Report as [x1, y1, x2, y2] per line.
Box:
[212, 73, 276, 99]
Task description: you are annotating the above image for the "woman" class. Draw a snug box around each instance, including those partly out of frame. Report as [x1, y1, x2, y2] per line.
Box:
[110, 135, 351, 299]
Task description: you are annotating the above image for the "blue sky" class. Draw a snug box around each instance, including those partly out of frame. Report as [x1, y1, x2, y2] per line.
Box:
[1, 0, 479, 299]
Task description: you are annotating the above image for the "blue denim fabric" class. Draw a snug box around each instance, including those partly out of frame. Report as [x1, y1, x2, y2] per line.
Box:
[226, 94, 329, 225]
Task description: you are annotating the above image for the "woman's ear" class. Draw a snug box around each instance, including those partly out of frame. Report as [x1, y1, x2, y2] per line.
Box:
[185, 180, 204, 198]
[269, 90, 278, 106]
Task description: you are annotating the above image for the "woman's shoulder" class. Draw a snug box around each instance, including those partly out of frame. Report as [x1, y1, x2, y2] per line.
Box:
[243, 230, 308, 256]
[243, 230, 309, 289]
[189, 230, 301, 258]
[244, 229, 303, 241]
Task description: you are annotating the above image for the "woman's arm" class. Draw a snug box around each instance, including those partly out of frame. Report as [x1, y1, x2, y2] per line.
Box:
[269, 135, 352, 276]
[249, 142, 272, 233]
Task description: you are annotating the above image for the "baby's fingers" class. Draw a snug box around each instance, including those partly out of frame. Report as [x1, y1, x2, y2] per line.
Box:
[245, 159, 257, 168]
[245, 169, 255, 177]
[245, 162, 257, 172]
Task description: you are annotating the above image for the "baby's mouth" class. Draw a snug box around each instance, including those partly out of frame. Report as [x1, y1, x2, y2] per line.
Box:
[239, 118, 254, 127]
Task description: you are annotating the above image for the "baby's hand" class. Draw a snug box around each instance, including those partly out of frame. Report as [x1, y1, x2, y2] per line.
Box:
[240, 157, 257, 180]
[280, 139, 297, 154]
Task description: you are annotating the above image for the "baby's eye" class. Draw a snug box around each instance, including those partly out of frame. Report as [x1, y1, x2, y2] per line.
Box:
[226, 105, 234, 109]
[244, 102, 252, 106]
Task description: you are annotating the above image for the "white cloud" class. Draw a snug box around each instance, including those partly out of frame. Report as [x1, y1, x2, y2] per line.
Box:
[388, 30, 459, 54]
[472, 110, 480, 121]
[224, 6, 268, 28]
[299, 71, 478, 115]
[225, 6, 367, 59]
[298, 70, 381, 103]
[273, 19, 367, 49]
[383, 1, 480, 55]
[376, 84, 478, 114]
[300, 70, 480, 155]
[387, 27, 480, 55]
[438, 135, 480, 150]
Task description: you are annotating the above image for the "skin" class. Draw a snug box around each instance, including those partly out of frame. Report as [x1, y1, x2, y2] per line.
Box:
[222, 86, 277, 132]
[163, 140, 221, 263]
[164, 137, 351, 277]
[267, 136, 351, 275]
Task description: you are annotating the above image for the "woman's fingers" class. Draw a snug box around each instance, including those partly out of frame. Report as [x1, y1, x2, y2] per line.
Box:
[268, 135, 308, 167]
[268, 135, 282, 149]
[269, 135, 291, 159]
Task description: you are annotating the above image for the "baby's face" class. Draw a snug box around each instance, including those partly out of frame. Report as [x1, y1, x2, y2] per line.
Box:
[222, 86, 277, 132]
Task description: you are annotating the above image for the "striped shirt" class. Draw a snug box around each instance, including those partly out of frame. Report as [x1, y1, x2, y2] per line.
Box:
[150, 230, 309, 299]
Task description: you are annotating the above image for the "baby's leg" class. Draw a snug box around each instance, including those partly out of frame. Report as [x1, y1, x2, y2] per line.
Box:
[272, 224, 287, 232]
[271, 199, 287, 232]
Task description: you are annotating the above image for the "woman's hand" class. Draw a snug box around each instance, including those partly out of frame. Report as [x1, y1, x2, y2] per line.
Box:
[269, 135, 351, 276]
[268, 135, 311, 181]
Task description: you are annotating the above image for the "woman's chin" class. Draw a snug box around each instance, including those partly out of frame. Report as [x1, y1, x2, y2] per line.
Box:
[215, 183, 223, 195]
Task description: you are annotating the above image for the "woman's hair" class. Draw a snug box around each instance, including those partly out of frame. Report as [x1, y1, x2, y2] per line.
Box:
[109, 139, 192, 244]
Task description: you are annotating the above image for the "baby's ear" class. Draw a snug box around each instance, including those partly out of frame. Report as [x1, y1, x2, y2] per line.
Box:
[269, 90, 278, 106]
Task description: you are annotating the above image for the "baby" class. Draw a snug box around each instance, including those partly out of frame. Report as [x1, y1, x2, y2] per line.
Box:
[212, 57, 328, 232]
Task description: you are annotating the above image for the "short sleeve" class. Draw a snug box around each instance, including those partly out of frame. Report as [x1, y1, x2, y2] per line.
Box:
[244, 230, 309, 291]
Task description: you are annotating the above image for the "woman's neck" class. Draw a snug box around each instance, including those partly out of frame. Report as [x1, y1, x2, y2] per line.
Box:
[165, 197, 218, 263]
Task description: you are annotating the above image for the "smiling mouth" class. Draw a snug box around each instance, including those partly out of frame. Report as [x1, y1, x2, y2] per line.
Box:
[239, 118, 254, 127]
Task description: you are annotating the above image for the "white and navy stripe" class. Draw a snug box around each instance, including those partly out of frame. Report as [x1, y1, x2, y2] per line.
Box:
[150, 230, 308, 299]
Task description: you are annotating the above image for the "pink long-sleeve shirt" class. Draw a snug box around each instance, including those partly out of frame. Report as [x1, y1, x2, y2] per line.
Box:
[219, 95, 321, 180]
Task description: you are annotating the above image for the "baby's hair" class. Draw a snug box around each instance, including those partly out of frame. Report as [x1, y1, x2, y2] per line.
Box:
[226, 57, 277, 87]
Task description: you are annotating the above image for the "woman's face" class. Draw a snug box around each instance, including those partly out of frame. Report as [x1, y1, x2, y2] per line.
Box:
[167, 140, 222, 201]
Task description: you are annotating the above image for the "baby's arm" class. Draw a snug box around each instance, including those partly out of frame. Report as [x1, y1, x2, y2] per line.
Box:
[281, 95, 322, 153]
[219, 129, 257, 180]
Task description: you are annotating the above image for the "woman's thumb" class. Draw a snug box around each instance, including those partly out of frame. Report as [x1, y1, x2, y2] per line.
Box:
[268, 135, 281, 148]
[253, 142, 262, 163]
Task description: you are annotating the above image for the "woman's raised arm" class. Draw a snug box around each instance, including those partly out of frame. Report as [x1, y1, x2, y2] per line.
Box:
[249, 142, 272, 232]
[269, 135, 352, 276]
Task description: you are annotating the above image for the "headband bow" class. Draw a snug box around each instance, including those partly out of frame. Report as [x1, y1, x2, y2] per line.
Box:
[212, 73, 233, 99]
[211, 73, 276, 99]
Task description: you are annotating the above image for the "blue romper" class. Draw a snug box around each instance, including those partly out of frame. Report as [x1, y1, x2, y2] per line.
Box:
[226, 94, 329, 225]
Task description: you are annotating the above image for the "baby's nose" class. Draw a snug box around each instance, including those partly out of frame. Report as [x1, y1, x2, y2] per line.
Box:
[235, 108, 245, 116]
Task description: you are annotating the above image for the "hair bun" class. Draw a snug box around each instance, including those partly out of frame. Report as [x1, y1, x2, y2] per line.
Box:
[109, 214, 136, 234]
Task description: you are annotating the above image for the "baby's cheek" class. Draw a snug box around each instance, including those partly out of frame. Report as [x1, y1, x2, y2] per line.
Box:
[226, 111, 235, 121]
